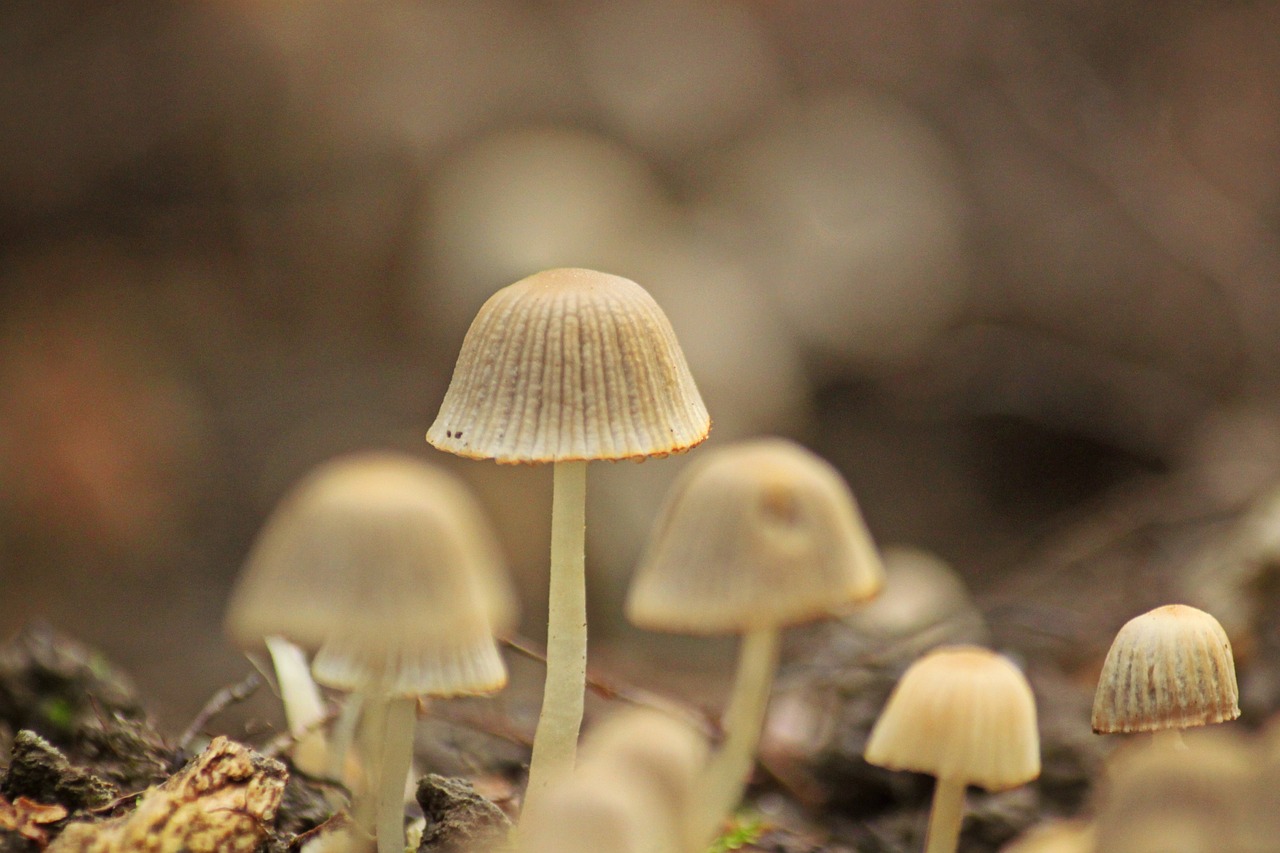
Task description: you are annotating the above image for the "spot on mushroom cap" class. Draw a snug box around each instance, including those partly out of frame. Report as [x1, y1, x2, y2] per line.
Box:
[224, 451, 516, 696]
[863, 645, 1041, 791]
[426, 267, 710, 463]
[625, 437, 885, 634]
[1091, 604, 1240, 734]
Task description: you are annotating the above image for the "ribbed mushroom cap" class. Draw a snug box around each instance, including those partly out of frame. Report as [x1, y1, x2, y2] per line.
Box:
[224, 452, 516, 697]
[625, 438, 884, 634]
[864, 645, 1040, 791]
[426, 267, 710, 463]
[1091, 604, 1240, 734]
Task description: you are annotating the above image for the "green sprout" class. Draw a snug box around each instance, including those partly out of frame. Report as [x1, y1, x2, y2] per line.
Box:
[708, 813, 767, 853]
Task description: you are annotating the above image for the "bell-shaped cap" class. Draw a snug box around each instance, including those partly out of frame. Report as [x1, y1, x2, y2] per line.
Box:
[577, 708, 710, 853]
[224, 452, 517, 697]
[1091, 604, 1239, 734]
[626, 437, 884, 634]
[1093, 731, 1254, 853]
[516, 771, 657, 853]
[864, 645, 1040, 791]
[427, 267, 710, 464]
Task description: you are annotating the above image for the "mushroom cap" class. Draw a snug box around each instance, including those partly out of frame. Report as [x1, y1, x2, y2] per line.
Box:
[625, 437, 884, 634]
[863, 645, 1040, 791]
[577, 709, 709, 853]
[1091, 604, 1240, 734]
[426, 267, 710, 463]
[517, 770, 657, 853]
[224, 451, 516, 697]
[1093, 731, 1254, 853]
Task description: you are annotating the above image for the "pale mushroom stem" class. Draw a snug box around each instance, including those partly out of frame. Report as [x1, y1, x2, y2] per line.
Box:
[694, 626, 781, 848]
[327, 691, 365, 786]
[375, 696, 418, 853]
[522, 459, 588, 820]
[925, 776, 966, 853]
[1153, 729, 1188, 751]
[352, 690, 386, 838]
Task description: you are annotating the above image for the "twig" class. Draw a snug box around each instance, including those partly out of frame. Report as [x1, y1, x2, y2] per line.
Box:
[501, 636, 717, 738]
[177, 671, 263, 754]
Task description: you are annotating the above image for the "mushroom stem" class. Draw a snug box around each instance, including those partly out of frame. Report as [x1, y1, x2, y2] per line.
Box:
[523, 459, 589, 819]
[327, 691, 365, 787]
[352, 690, 386, 837]
[924, 776, 966, 853]
[694, 626, 780, 848]
[375, 696, 417, 853]
[1153, 729, 1188, 751]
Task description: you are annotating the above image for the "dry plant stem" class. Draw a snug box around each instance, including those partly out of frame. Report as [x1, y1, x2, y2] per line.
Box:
[375, 696, 418, 853]
[695, 627, 781, 848]
[925, 776, 966, 853]
[522, 460, 588, 821]
[264, 636, 329, 775]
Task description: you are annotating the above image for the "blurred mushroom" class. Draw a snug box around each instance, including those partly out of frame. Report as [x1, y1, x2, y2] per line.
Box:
[626, 437, 884, 846]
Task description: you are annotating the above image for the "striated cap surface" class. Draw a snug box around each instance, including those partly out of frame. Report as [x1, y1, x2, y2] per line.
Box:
[224, 452, 516, 696]
[864, 645, 1040, 790]
[1091, 604, 1239, 734]
[427, 267, 710, 463]
[626, 437, 884, 634]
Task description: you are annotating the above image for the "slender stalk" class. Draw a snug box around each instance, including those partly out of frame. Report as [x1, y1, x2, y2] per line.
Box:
[327, 691, 365, 786]
[522, 460, 589, 822]
[925, 776, 966, 853]
[694, 627, 781, 849]
[1152, 728, 1187, 751]
[352, 690, 386, 839]
[375, 696, 418, 853]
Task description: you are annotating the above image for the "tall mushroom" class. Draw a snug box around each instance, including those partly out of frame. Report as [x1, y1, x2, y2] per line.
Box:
[426, 267, 709, 816]
[625, 437, 884, 845]
[224, 451, 515, 853]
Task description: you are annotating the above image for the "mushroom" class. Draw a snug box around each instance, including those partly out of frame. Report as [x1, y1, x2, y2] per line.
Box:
[1093, 730, 1254, 853]
[224, 451, 515, 853]
[1091, 604, 1240, 748]
[426, 267, 709, 816]
[516, 707, 708, 853]
[863, 645, 1040, 853]
[576, 708, 710, 853]
[625, 437, 884, 845]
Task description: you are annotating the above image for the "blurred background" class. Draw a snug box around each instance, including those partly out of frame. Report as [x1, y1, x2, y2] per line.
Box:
[3, 0, 1280, 733]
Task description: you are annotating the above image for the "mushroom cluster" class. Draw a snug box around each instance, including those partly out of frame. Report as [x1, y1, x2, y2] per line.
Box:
[225, 451, 515, 853]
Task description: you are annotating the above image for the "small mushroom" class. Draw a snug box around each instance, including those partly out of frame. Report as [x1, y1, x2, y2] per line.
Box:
[626, 437, 884, 846]
[1091, 604, 1240, 748]
[426, 267, 709, 819]
[864, 645, 1041, 853]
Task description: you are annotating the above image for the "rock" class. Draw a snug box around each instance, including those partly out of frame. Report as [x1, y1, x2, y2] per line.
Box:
[416, 773, 510, 853]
